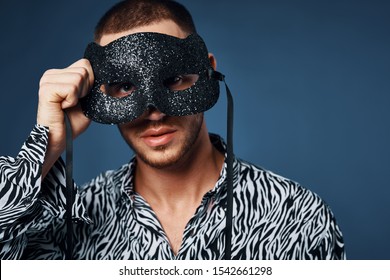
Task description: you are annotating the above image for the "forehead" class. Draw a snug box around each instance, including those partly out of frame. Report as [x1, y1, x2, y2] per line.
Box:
[98, 19, 188, 46]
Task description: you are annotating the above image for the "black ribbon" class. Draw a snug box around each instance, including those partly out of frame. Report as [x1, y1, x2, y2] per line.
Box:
[64, 113, 74, 260]
[211, 70, 234, 260]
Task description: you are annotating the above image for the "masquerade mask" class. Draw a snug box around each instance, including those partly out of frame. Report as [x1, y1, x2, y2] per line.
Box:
[80, 32, 221, 124]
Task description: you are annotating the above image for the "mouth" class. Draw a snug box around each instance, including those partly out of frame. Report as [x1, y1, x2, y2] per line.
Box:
[140, 127, 177, 147]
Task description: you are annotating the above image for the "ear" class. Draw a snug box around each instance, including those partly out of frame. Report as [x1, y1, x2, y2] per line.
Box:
[208, 53, 217, 70]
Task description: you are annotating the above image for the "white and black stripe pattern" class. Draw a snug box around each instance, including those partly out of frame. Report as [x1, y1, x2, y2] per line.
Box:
[0, 127, 345, 259]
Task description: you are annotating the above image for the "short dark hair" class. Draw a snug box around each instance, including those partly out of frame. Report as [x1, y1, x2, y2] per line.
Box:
[94, 0, 196, 41]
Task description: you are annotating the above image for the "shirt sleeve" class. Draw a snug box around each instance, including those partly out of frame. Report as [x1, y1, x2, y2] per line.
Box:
[293, 187, 346, 260]
[310, 203, 346, 260]
[0, 125, 91, 259]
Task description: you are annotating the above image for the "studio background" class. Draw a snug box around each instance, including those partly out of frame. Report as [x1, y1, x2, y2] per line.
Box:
[0, 0, 388, 259]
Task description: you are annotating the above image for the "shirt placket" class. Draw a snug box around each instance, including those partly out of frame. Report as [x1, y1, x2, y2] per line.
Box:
[130, 192, 175, 259]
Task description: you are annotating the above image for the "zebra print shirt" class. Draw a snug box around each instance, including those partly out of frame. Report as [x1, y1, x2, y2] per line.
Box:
[0, 125, 345, 259]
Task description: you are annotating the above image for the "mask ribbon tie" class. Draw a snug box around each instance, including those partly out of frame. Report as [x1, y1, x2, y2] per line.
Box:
[210, 70, 235, 260]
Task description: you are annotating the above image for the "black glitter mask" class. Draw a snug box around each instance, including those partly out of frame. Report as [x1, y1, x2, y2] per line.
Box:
[80, 32, 220, 124]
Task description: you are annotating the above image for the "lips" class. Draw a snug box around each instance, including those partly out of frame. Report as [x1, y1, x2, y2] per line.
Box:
[140, 127, 177, 147]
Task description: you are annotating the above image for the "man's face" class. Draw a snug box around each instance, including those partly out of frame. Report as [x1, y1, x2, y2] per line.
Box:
[99, 20, 206, 169]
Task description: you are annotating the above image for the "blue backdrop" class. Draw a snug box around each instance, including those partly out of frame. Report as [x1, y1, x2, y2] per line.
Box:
[0, 0, 389, 259]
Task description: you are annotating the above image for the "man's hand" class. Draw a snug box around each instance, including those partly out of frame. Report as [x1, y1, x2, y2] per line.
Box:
[37, 59, 94, 177]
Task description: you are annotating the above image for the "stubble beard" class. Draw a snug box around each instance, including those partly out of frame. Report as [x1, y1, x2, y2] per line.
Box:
[121, 114, 204, 169]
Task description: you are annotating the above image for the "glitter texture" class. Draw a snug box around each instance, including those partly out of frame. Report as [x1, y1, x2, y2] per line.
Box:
[80, 32, 220, 124]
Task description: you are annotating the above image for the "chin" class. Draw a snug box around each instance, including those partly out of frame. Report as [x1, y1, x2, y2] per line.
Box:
[138, 151, 183, 169]
[137, 137, 195, 168]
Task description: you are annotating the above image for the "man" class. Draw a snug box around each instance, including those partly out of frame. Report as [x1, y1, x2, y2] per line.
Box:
[0, 0, 345, 259]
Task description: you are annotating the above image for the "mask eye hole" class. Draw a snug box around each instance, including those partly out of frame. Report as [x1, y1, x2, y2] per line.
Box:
[100, 82, 137, 98]
[163, 74, 199, 91]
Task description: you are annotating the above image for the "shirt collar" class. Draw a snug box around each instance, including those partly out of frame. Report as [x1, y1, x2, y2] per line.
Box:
[118, 133, 236, 204]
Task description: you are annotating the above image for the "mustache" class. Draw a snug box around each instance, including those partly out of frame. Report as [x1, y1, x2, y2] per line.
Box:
[131, 116, 179, 135]
[138, 116, 170, 128]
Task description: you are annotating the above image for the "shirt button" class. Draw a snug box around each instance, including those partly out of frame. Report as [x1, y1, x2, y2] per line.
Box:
[23, 197, 32, 206]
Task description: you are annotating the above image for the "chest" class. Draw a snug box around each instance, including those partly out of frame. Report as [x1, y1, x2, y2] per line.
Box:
[76, 195, 229, 259]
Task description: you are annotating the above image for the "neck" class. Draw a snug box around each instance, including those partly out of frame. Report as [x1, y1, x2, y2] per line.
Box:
[134, 127, 224, 208]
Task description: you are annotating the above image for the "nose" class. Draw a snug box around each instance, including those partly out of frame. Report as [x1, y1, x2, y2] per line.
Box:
[144, 106, 166, 121]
